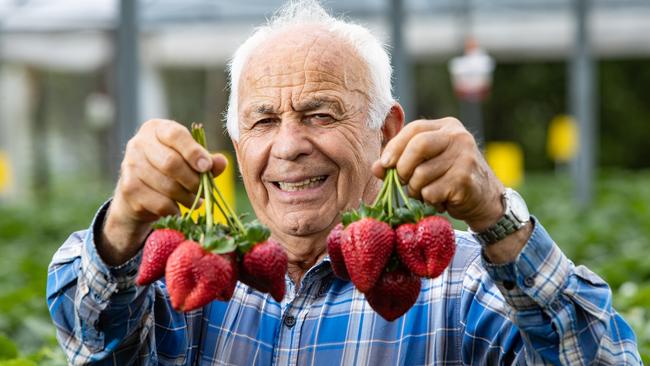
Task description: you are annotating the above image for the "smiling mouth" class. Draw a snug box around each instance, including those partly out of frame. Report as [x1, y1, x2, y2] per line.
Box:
[273, 175, 328, 192]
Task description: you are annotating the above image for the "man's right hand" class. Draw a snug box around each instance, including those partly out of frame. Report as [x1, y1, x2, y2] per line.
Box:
[98, 119, 228, 266]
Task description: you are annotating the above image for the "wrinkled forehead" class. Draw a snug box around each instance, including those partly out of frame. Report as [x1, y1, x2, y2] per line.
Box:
[239, 25, 370, 97]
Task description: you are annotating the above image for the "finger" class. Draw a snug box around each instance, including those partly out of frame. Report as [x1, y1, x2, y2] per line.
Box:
[120, 173, 181, 221]
[404, 154, 453, 197]
[155, 121, 213, 173]
[371, 160, 387, 179]
[143, 139, 201, 193]
[419, 179, 453, 208]
[134, 157, 197, 208]
[211, 153, 228, 177]
[395, 130, 449, 183]
[379, 119, 443, 168]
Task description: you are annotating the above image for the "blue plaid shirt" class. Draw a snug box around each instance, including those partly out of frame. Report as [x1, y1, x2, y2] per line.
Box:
[47, 202, 641, 365]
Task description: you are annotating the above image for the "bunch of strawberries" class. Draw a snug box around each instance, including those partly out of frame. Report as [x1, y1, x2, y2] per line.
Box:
[327, 169, 456, 321]
[135, 124, 288, 312]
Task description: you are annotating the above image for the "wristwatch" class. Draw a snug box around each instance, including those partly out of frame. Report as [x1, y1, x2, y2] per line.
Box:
[471, 188, 530, 246]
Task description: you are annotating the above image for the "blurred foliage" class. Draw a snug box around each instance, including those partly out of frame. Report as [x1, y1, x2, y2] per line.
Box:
[0, 178, 111, 365]
[1, 171, 649, 363]
[521, 170, 650, 363]
[414, 59, 650, 170]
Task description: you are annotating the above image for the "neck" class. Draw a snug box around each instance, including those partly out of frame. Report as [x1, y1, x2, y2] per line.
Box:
[273, 231, 330, 285]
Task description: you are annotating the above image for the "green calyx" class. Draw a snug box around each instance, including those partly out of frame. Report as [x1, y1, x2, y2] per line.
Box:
[340, 168, 438, 228]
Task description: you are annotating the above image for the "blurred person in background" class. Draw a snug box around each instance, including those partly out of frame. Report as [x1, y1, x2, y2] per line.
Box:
[46, 0, 641, 364]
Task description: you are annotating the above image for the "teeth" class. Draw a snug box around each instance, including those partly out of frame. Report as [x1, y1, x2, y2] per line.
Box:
[277, 176, 326, 192]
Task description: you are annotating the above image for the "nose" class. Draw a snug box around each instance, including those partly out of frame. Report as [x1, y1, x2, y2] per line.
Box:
[270, 119, 314, 161]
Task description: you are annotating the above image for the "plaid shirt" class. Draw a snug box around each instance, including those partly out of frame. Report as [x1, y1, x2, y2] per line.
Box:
[47, 202, 641, 365]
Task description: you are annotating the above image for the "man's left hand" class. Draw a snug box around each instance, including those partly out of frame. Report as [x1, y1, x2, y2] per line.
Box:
[372, 117, 531, 263]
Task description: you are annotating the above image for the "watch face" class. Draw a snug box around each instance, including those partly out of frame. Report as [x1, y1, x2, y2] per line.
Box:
[507, 189, 530, 222]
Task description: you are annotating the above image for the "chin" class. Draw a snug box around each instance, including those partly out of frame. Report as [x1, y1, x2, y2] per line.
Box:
[276, 210, 334, 236]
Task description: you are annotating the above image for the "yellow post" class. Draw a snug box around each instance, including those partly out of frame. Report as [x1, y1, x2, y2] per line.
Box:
[0, 151, 13, 195]
[485, 142, 524, 188]
[179, 151, 236, 224]
[547, 114, 578, 163]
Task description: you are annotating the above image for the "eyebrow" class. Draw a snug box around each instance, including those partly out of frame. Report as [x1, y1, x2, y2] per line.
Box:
[253, 104, 275, 115]
[295, 97, 345, 115]
[245, 97, 346, 117]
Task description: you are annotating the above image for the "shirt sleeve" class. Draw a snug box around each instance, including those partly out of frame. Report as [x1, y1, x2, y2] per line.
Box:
[480, 217, 642, 365]
[46, 200, 192, 365]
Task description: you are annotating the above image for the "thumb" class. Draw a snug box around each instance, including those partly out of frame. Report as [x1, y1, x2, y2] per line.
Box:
[210, 153, 228, 177]
[371, 160, 387, 179]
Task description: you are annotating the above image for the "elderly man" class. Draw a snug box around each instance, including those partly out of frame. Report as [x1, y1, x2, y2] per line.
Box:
[47, 1, 640, 365]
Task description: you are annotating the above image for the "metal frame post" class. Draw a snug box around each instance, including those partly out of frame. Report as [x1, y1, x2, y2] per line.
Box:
[115, 0, 139, 176]
[570, 0, 596, 207]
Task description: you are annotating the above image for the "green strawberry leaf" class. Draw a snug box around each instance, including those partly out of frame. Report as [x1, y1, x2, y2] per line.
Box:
[204, 234, 237, 254]
[152, 215, 174, 230]
[422, 203, 437, 218]
[244, 221, 270, 243]
[342, 210, 359, 227]
[237, 239, 255, 254]
[394, 207, 416, 225]
[358, 203, 370, 218]
[202, 225, 237, 253]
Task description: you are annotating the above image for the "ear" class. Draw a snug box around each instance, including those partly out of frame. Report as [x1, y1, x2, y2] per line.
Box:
[232, 139, 243, 169]
[380, 104, 405, 147]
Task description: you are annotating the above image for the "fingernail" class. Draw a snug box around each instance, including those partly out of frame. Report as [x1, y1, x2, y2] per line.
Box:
[196, 157, 210, 172]
[381, 154, 391, 166]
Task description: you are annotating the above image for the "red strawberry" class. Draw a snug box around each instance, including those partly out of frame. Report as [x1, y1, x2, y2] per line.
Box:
[136, 228, 185, 286]
[340, 218, 394, 293]
[165, 240, 238, 311]
[365, 264, 421, 321]
[327, 223, 350, 280]
[239, 239, 288, 302]
[183, 252, 238, 310]
[212, 251, 238, 302]
[395, 216, 456, 278]
[165, 240, 202, 310]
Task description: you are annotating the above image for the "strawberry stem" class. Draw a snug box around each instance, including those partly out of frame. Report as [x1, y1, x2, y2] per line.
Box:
[372, 173, 390, 207]
[190, 123, 248, 236]
[387, 171, 394, 217]
[202, 173, 214, 229]
[391, 169, 413, 210]
[184, 179, 204, 220]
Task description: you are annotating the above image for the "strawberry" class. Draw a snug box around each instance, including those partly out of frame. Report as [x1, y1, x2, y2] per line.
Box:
[183, 251, 238, 309]
[165, 240, 203, 311]
[326, 223, 350, 280]
[166, 240, 238, 311]
[396, 216, 455, 278]
[239, 239, 288, 302]
[341, 218, 394, 293]
[211, 251, 238, 302]
[365, 263, 421, 321]
[136, 228, 185, 286]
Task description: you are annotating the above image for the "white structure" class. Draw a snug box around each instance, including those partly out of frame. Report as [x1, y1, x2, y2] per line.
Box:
[1, 0, 649, 200]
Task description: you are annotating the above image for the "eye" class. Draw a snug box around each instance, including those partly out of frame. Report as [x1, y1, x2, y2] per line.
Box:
[307, 113, 335, 124]
[253, 118, 278, 127]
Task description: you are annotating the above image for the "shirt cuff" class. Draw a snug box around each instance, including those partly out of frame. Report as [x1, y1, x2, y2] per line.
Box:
[80, 199, 144, 302]
[481, 216, 574, 311]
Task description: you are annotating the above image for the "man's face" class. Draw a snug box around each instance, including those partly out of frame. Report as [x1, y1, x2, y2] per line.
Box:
[234, 27, 383, 241]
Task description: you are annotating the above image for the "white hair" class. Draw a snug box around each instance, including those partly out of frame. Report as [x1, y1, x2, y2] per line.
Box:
[225, 0, 395, 140]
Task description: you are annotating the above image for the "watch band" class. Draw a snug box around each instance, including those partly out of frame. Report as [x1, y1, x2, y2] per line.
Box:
[471, 188, 530, 246]
[473, 215, 522, 246]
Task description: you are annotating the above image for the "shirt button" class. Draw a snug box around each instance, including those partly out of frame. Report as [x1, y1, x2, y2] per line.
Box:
[503, 280, 515, 290]
[523, 276, 535, 288]
[284, 315, 296, 328]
